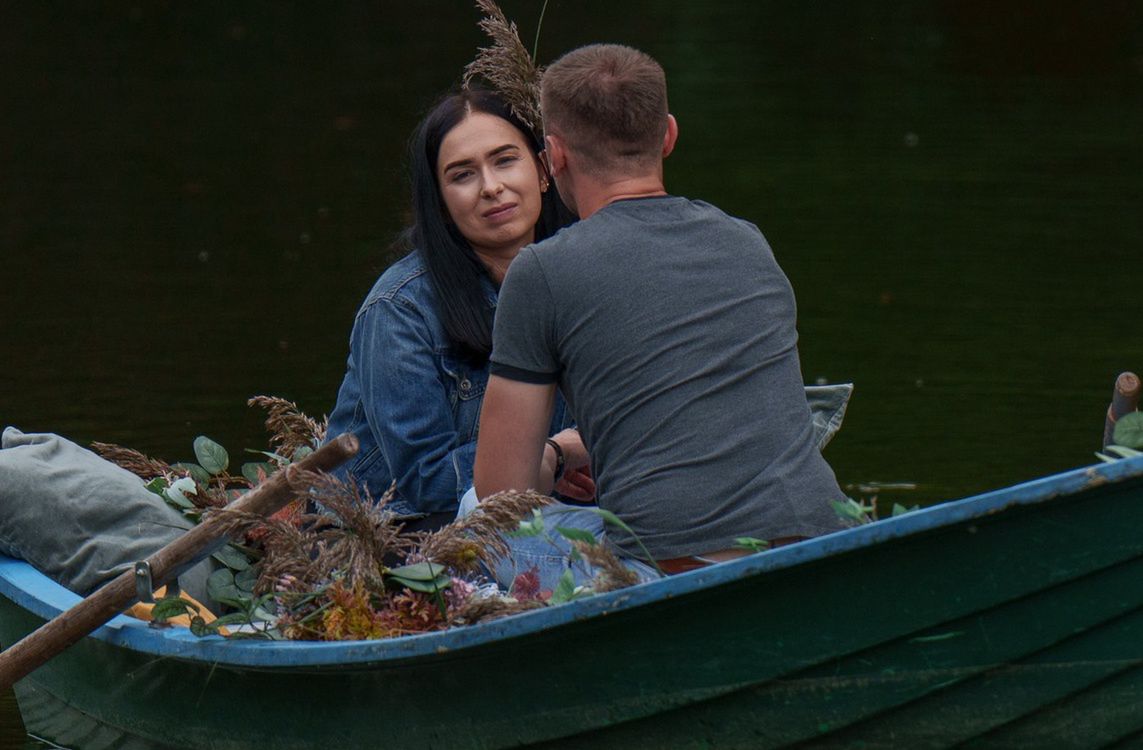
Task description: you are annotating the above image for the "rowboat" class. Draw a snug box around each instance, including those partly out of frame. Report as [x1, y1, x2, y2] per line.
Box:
[4, 454, 1143, 749]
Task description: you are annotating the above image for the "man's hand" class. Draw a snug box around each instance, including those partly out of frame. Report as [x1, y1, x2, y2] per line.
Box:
[546, 428, 595, 502]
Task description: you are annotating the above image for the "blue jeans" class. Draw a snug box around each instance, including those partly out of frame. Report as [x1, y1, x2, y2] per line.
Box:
[457, 489, 660, 592]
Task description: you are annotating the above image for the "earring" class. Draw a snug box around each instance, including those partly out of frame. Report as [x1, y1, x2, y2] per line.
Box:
[540, 179, 549, 192]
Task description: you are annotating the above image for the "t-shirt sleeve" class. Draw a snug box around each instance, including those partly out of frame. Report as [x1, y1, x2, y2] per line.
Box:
[490, 248, 560, 384]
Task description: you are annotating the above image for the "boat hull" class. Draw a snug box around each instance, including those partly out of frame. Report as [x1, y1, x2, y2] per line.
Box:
[4, 457, 1143, 749]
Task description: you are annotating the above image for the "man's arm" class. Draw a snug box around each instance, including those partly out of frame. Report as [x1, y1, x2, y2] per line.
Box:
[474, 375, 556, 499]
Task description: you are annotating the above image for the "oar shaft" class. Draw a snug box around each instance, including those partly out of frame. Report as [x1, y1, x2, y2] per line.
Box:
[0, 434, 358, 690]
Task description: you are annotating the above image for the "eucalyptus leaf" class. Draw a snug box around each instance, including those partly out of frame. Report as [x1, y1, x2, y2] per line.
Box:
[241, 461, 275, 485]
[206, 568, 242, 606]
[292, 445, 314, 461]
[164, 477, 198, 509]
[1113, 412, 1143, 450]
[389, 574, 452, 593]
[555, 526, 598, 545]
[194, 436, 229, 475]
[211, 544, 252, 572]
[387, 561, 446, 581]
[1095, 451, 1119, 463]
[235, 566, 259, 594]
[1106, 444, 1143, 459]
[548, 570, 576, 605]
[174, 462, 211, 486]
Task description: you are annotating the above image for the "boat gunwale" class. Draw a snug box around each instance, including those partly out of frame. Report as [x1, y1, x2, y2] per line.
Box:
[3, 455, 1142, 668]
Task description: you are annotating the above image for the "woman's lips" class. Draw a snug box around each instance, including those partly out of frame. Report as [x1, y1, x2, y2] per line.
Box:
[483, 203, 518, 222]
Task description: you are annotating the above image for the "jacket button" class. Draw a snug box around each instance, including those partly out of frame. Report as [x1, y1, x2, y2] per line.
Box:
[460, 379, 471, 392]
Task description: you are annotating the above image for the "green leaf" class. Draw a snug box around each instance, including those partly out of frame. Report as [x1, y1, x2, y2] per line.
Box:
[235, 566, 259, 594]
[164, 477, 198, 509]
[150, 595, 201, 622]
[831, 497, 873, 523]
[143, 477, 169, 496]
[586, 507, 626, 530]
[241, 461, 275, 485]
[734, 536, 770, 552]
[211, 544, 252, 572]
[891, 503, 918, 517]
[212, 612, 254, 628]
[206, 568, 242, 606]
[194, 436, 229, 475]
[386, 561, 447, 581]
[246, 448, 288, 464]
[509, 508, 545, 538]
[1113, 412, 1143, 450]
[292, 445, 314, 462]
[251, 606, 278, 623]
[1095, 451, 1120, 463]
[548, 569, 576, 605]
[174, 462, 211, 486]
[1106, 444, 1143, 459]
[555, 526, 599, 545]
[389, 573, 452, 593]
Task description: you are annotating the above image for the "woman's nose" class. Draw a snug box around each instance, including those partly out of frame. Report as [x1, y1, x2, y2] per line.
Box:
[480, 172, 504, 198]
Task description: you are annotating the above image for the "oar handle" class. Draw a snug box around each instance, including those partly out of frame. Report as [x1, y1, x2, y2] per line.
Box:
[0, 433, 358, 691]
[1103, 372, 1141, 448]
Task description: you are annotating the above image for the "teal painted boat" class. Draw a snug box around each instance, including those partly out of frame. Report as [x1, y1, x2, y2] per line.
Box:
[4, 455, 1143, 749]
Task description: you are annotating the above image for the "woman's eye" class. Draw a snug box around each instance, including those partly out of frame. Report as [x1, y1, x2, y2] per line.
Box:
[496, 155, 521, 167]
[449, 170, 473, 183]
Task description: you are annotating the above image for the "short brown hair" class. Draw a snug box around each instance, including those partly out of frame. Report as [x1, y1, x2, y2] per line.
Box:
[540, 44, 668, 175]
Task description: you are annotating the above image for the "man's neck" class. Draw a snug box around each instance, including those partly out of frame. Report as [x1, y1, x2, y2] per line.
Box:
[574, 174, 667, 219]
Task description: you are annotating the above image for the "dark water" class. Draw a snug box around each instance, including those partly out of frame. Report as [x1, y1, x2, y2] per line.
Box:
[1, 2, 1141, 746]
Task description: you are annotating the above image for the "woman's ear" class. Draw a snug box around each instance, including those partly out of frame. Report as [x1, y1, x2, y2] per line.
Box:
[535, 151, 551, 193]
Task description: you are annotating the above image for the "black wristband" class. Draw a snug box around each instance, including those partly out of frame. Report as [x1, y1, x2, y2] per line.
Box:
[545, 438, 566, 481]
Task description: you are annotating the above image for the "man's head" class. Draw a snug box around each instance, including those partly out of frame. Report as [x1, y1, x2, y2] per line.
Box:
[540, 44, 671, 182]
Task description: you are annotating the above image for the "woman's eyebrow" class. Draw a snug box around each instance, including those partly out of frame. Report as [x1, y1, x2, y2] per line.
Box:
[442, 144, 520, 173]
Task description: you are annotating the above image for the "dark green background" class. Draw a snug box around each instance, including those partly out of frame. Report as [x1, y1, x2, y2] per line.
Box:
[2, 2, 1142, 745]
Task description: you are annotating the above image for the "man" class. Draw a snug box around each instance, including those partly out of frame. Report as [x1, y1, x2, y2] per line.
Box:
[474, 44, 847, 575]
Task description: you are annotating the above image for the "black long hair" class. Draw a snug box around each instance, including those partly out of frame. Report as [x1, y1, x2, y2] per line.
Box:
[406, 88, 572, 365]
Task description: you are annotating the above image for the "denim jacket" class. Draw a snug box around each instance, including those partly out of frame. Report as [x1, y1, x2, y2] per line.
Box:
[325, 252, 571, 517]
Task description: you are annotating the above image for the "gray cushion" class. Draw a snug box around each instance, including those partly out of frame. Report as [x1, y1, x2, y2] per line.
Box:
[0, 427, 214, 606]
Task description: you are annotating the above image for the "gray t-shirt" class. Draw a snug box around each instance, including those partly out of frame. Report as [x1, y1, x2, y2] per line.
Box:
[491, 196, 847, 558]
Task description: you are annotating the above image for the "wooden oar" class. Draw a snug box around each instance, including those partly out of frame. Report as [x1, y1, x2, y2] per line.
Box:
[1103, 371, 1141, 448]
[0, 433, 358, 691]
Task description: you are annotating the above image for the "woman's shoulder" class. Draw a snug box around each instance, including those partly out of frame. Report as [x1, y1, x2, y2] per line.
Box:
[360, 251, 436, 309]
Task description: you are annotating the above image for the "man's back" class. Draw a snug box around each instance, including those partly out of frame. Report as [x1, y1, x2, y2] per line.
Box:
[492, 195, 847, 558]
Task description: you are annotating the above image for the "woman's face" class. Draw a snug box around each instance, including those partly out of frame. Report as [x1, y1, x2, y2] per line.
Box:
[436, 111, 546, 261]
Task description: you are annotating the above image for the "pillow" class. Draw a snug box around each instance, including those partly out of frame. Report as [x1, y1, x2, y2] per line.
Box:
[805, 383, 854, 450]
[0, 427, 215, 607]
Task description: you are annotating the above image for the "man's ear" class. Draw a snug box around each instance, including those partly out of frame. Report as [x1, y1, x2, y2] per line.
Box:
[662, 114, 679, 158]
[545, 134, 568, 175]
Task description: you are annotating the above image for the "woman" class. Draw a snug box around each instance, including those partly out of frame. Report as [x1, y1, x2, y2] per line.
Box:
[324, 89, 588, 530]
